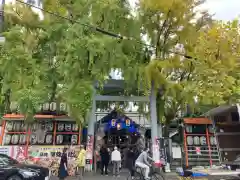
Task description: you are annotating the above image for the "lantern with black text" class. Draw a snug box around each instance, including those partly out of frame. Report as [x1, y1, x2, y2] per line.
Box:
[45, 134, 53, 144]
[111, 119, 116, 127]
[71, 135, 78, 145]
[19, 135, 26, 144]
[117, 123, 121, 130]
[126, 119, 130, 126]
[56, 135, 63, 144]
[43, 103, 49, 111]
[60, 103, 66, 112]
[50, 102, 57, 111]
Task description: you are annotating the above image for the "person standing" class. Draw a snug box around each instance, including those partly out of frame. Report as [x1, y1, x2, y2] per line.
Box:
[100, 145, 110, 175]
[126, 147, 137, 179]
[58, 147, 68, 180]
[111, 146, 121, 177]
[95, 145, 101, 171]
[77, 145, 86, 180]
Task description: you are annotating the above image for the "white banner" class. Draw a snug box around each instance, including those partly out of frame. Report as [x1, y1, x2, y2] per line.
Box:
[0, 146, 10, 156]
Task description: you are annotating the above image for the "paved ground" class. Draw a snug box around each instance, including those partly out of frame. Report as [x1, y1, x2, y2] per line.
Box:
[50, 172, 240, 180]
[50, 171, 178, 180]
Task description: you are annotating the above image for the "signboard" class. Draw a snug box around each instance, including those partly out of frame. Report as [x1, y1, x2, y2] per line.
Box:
[195, 147, 201, 155]
[86, 159, 91, 164]
[0, 146, 10, 156]
[0, 146, 28, 162]
[0, 146, 80, 176]
[27, 146, 79, 176]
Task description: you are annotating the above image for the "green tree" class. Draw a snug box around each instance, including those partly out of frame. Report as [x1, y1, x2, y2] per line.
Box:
[0, 0, 145, 123]
[190, 20, 240, 105]
[137, 0, 239, 136]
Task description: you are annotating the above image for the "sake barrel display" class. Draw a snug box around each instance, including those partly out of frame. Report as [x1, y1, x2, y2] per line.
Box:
[6, 121, 14, 131]
[4, 134, 12, 145]
[57, 123, 64, 131]
[210, 136, 217, 145]
[45, 134, 53, 144]
[71, 135, 78, 145]
[45, 122, 54, 131]
[30, 134, 37, 144]
[11, 134, 20, 145]
[19, 135, 26, 145]
[72, 124, 79, 132]
[200, 136, 207, 145]
[185, 125, 193, 133]
[186, 136, 193, 145]
[65, 124, 72, 131]
[2, 118, 82, 146]
[193, 136, 200, 145]
[183, 118, 220, 167]
[56, 135, 63, 144]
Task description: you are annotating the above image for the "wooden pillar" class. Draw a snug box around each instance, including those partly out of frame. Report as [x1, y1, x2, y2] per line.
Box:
[183, 130, 188, 167]
[206, 126, 212, 166]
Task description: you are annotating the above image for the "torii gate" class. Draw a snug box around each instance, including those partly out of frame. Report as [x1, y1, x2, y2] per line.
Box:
[85, 79, 161, 171]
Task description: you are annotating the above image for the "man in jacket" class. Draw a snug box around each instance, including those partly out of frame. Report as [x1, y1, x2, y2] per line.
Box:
[77, 145, 86, 180]
[111, 146, 121, 177]
[135, 148, 151, 180]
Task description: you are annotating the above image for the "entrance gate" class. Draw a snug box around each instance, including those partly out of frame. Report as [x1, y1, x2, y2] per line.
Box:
[86, 79, 150, 171]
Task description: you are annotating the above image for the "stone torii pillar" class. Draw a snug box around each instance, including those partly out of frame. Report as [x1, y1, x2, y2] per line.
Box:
[85, 90, 96, 171]
[149, 86, 161, 165]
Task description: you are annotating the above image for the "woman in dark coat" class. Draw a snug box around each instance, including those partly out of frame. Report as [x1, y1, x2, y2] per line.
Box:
[58, 147, 68, 180]
[100, 145, 110, 175]
[126, 147, 137, 179]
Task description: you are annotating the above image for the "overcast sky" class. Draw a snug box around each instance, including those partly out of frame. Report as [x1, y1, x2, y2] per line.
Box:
[129, 0, 240, 21]
[5, 0, 240, 21]
[201, 0, 240, 21]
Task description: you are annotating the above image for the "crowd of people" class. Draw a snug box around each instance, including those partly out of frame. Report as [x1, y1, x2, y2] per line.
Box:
[58, 144, 152, 180]
[96, 145, 152, 179]
[96, 145, 140, 177]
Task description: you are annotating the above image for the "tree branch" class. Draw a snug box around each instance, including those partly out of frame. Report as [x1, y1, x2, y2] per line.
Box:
[155, 10, 171, 57]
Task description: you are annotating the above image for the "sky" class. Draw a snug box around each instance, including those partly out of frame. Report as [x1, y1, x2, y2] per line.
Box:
[4, 0, 240, 21]
[129, 0, 240, 21]
[200, 0, 240, 21]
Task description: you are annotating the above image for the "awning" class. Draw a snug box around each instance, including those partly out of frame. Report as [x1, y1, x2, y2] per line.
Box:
[203, 105, 237, 117]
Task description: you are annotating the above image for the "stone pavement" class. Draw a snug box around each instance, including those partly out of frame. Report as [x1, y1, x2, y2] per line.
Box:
[50, 171, 240, 180]
[50, 171, 178, 180]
